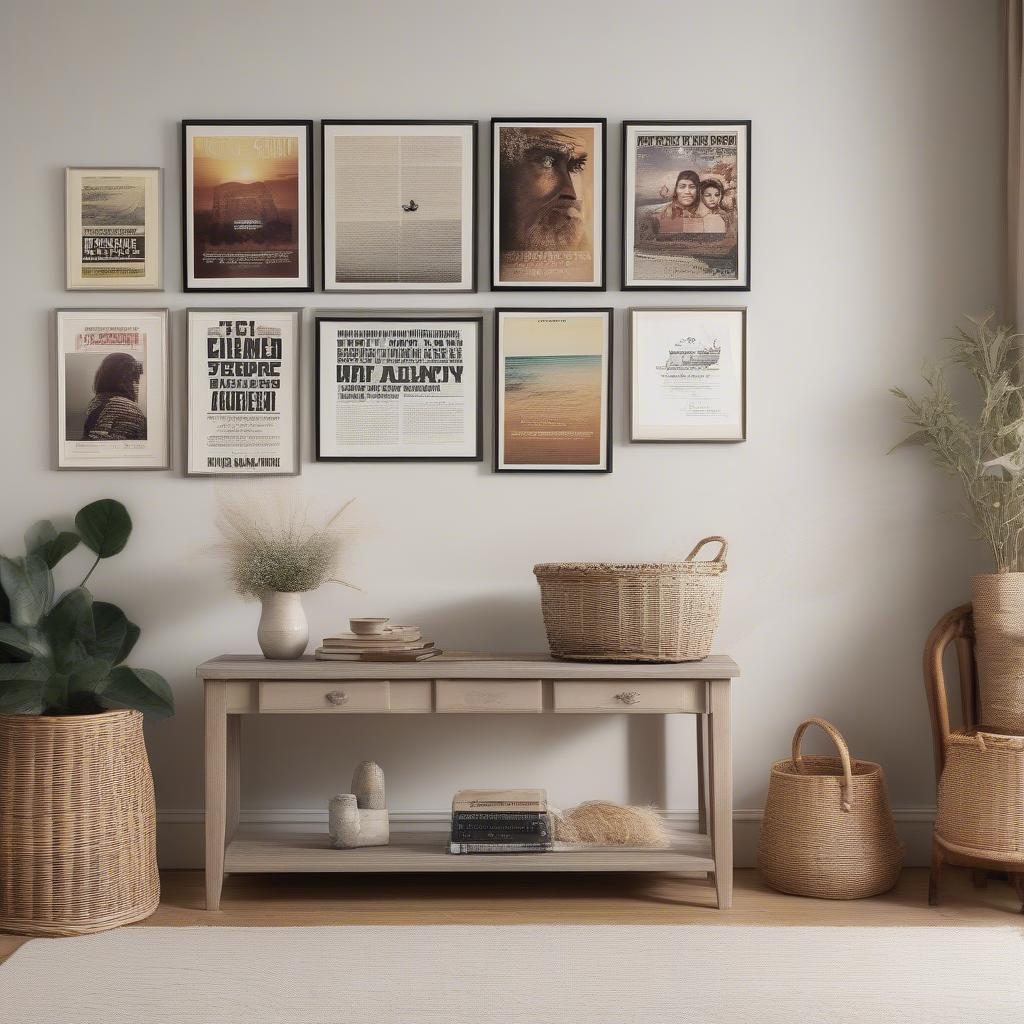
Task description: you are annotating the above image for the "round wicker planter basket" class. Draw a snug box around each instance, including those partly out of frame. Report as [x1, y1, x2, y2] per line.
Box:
[0, 709, 160, 936]
[971, 572, 1024, 733]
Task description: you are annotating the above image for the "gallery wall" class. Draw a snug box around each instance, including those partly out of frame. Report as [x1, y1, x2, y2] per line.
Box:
[0, 0, 1003, 866]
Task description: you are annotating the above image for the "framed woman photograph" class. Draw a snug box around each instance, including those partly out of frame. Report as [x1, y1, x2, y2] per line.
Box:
[65, 167, 162, 290]
[322, 121, 477, 292]
[622, 121, 750, 291]
[55, 308, 170, 470]
[316, 314, 482, 461]
[495, 308, 613, 472]
[186, 308, 301, 476]
[491, 118, 606, 291]
[630, 307, 746, 442]
[181, 120, 313, 292]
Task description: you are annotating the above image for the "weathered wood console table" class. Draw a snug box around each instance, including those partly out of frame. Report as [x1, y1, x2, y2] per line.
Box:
[198, 653, 740, 910]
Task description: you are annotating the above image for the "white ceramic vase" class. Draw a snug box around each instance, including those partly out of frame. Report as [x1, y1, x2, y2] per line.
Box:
[257, 591, 308, 660]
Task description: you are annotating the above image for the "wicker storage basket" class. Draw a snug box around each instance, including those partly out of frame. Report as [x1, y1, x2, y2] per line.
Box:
[934, 729, 1024, 862]
[0, 709, 160, 936]
[970, 573, 1024, 733]
[533, 536, 727, 663]
[757, 718, 904, 899]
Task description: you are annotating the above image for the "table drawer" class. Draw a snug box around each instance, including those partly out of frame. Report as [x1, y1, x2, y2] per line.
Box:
[258, 680, 390, 713]
[435, 679, 543, 713]
[553, 680, 699, 713]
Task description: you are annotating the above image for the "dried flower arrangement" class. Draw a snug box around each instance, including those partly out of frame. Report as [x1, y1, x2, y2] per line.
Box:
[891, 313, 1024, 572]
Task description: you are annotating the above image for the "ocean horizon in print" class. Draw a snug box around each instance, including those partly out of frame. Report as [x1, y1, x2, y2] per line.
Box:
[503, 355, 603, 465]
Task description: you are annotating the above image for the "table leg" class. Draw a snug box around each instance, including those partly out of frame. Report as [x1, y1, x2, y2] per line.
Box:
[205, 684, 227, 911]
[695, 714, 707, 835]
[708, 679, 733, 909]
[226, 715, 241, 845]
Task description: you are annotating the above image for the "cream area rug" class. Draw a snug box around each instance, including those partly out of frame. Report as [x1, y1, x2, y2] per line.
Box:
[1, 926, 1023, 1023]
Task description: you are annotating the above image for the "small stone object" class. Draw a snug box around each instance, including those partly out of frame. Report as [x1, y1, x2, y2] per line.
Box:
[328, 762, 389, 848]
[351, 760, 386, 810]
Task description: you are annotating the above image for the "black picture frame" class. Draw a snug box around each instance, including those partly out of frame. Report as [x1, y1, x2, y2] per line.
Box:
[180, 119, 314, 293]
[621, 120, 751, 292]
[320, 120, 478, 293]
[315, 313, 484, 462]
[490, 118, 607, 292]
[494, 307, 614, 473]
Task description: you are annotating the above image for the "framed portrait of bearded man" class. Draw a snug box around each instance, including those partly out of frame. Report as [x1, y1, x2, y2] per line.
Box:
[491, 118, 606, 290]
[622, 121, 750, 291]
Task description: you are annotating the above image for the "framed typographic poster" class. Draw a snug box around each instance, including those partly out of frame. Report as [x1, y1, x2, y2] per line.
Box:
[491, 118, 606, 290]
[316, 314, 482, 461]
[186, 308, 301, 476]
[630, 308, 746, 442]
[322, 121, 477, 292]
[622, 121, 750, 290]
[495, 308, 612, 472]
[181, 120, 313, 292]
[55, 308, 170, 470]
[65, 167, 162, 290]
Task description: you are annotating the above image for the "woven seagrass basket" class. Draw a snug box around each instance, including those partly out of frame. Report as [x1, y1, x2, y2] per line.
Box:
[0, 709, 160, 936]
[935, 729, 1024, 862]
[757, 718, 904, 899]
[970, 573, 1024, 733]
[533, 536, 727, 663]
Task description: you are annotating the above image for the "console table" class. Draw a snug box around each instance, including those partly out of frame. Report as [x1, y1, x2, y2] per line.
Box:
[198, 653, 740, 910]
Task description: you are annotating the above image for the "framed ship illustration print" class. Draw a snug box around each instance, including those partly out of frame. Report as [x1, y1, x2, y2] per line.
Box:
[181, 120, 313, 292]
[630, 307, 746, 442]
[322, 121, 477, 292]
[622, 121, 750, 291]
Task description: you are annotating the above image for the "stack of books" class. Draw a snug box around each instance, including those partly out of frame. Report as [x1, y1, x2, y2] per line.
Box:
[449, 788, 553, 854]
[315, 625, 440, 662]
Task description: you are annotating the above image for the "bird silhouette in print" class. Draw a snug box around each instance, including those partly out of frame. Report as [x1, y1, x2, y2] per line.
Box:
[402, 199, 419, 212]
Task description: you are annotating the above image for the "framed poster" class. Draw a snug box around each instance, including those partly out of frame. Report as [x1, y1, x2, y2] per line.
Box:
[491, 118, 605, 290]
[630, 307, 746, 442]
[186, 308, 301, 476]
[65, 167, 162, 290]
[181, 120, 313, 292]
[321, 121, 477, 292]
[316, 314, 482, 461]
[622, 121, 750, 291]
[495, 308, 612, 473]
[55, 308, 170, 470]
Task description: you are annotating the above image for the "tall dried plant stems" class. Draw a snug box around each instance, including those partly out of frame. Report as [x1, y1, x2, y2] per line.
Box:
[891, 313, 1024, 572]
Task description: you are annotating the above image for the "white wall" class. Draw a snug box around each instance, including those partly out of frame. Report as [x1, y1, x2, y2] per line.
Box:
[0, 0, 1002, 867]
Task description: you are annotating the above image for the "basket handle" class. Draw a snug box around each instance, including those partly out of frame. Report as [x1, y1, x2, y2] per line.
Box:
[791, 717, 854, 813]
[684, 536, 728, 563]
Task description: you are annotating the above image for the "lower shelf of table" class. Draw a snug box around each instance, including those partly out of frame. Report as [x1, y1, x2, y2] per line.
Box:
[223, 829, 715, 874]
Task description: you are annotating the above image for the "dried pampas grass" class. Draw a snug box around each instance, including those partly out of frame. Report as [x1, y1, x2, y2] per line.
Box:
[553, 801, 671, 848]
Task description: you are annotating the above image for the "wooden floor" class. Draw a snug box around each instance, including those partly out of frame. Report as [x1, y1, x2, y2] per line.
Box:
[2, 867, 1021, 965]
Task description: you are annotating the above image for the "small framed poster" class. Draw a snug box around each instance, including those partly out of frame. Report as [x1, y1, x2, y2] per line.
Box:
[316, 314, 482, 461]
[495, 308, 613, 473]
[622, 120, 750, 291]
[630, 307, 746, 442]
[65, 167, 162, 290]
[181, 120, 313, 292]
[186, 308, 301, 476]
[491, 118, 606, 290]
[321, 120, 477, 292]
[55, 308, 170, 470]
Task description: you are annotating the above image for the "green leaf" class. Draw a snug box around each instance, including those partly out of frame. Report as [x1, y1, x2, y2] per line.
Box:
[26, 523, 81, 570]
[75, 500, 132, 559]
[89, 602, 130, 664]
[64, 657, 116, 714]
[43, 673, 69, 713]
[0, 555, 53, 627]
[40, 588, 94, 672]
[97, 666, 174, 719]
[24, 520, 56, 555]
[0, 661, 49, 714]
[0, 624, 49, 662]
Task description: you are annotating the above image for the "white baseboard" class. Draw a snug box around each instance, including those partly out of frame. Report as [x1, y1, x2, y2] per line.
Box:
[156, 807, 938, 871]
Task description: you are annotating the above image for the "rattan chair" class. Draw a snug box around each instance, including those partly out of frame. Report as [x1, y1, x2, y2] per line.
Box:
[923, 604, 1024, 911]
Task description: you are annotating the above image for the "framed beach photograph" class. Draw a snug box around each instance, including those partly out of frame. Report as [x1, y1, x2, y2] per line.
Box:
[316, 314, 483, 461]
[491, 118, 606, 290]
[65, 167, 162, 290]
[322, 121, 477, 292]
[55, 308, 170, 470]
[181, 120, 313, 292]
[186, 308, 301, 476]
[622, 121, 750, 291]
[630, 307, 746, 442]
[495, 308, 613, 473]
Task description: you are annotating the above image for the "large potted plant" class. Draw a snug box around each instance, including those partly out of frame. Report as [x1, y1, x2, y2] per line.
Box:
[0, 499, 172, 936]
[892, 313, 1024, 732]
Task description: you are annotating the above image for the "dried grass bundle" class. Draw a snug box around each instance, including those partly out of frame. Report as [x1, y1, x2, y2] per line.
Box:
[553, 801, 671, 848]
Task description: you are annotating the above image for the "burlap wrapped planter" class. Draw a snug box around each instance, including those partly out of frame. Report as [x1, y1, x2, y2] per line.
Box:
[971, 573, 1024, 733]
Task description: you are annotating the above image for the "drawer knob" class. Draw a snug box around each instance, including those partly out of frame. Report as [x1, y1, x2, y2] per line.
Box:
[326, 690, 349, 706]
[614, 690, 641, 705]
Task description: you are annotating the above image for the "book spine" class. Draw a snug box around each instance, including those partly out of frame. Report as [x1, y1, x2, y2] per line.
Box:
[449, 842, 553, 854]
